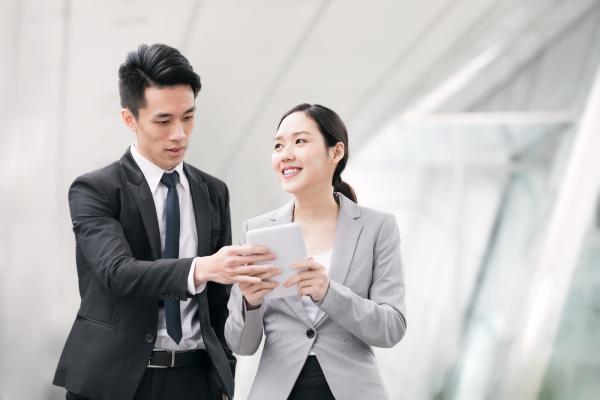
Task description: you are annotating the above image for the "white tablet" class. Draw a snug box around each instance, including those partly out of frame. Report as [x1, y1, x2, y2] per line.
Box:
[245, 223, 307, 300]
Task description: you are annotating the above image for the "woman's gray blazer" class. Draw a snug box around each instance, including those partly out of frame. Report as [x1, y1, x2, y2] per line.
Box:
[225, 193, 407, 400]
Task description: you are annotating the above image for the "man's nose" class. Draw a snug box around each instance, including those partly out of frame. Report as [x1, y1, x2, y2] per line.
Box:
[169, 122, 186, 141]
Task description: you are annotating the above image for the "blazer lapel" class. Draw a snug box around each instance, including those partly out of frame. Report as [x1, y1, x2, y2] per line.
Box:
[121, 150, 162, 260]
[314, 194, 363, 326]
[328, 194, 363, 284]
[184, 164, 212, 257]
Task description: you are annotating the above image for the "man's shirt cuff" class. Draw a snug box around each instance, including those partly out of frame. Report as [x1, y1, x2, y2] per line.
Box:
[188, 257, 206, 295]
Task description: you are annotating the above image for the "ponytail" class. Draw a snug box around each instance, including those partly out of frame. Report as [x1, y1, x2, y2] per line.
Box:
[333, 175, 357, 203]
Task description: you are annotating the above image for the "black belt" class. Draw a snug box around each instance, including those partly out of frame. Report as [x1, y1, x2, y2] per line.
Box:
[147, 349, 209, 369]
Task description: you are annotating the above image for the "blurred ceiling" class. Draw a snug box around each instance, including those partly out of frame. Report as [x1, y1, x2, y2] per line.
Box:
[1, 0, 599, 227]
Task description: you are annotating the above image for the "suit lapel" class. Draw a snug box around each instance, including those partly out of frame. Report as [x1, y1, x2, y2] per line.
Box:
[314, 194, 363, 326]
[184, 164, 212, 257]
[121, 150, 162, 260]
[327, 194, 363, 285]
[270, 197, 365, 328]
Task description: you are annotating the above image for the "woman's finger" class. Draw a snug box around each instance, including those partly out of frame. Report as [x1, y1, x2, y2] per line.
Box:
[251, 281, 278, 293]
[291, 259, 323, 271]
[285, 270, 317, 287]
[256, 268, 281, 280]
[249, 287, 275, 300]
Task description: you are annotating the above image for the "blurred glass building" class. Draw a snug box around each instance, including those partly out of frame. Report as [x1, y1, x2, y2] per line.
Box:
[1, 0, 599, 399]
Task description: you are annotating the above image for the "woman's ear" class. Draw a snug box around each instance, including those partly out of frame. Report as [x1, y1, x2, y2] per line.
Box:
[330, 142, 345, 163]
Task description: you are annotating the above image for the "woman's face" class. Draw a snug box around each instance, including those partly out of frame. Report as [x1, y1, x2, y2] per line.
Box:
[272, 111, 342, 196]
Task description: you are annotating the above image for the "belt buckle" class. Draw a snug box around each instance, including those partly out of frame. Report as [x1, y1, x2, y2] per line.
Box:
[147, 350, 175, 368]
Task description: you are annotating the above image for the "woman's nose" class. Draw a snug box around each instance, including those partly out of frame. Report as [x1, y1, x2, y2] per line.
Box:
[282, 146, 295, 161]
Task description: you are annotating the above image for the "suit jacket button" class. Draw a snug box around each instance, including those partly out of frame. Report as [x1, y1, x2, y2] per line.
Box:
[145, 333, 154, 344]
[306, 329, 315, 339]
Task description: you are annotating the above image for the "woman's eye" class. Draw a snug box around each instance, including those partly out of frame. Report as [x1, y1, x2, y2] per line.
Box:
[296, 138, 307, 144]
[274, 143, 283, 150]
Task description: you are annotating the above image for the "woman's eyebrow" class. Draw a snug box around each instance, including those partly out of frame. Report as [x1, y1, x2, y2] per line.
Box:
[274, 131, 312, 140]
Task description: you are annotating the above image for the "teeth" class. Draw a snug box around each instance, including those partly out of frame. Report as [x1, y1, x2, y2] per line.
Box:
[283, 168, 300, 176]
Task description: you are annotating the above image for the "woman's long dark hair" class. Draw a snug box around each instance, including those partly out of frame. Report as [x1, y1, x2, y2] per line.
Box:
[278, 103, 357, 203]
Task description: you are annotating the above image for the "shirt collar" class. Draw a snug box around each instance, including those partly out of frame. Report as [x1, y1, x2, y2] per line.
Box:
[130, 143, 188, 193]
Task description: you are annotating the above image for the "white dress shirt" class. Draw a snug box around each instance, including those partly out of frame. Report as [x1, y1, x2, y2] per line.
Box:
[130, 143, 206, 351]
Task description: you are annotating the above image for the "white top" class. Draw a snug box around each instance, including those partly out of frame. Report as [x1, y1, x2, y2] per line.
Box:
[300, 250, 333, 322]
[130, 143, 206, 351]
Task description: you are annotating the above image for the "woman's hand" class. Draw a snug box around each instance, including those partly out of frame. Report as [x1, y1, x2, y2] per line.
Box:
[284, 258, 330, 302]
[239, 266, 281, 310]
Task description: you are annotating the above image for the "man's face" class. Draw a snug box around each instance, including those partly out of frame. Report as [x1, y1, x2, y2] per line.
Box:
[122, 84, 196, 170]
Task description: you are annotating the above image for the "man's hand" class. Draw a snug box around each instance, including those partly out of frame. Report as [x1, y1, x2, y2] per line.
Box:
[193, 244, 276, 286]
[284, 258, 330, 302]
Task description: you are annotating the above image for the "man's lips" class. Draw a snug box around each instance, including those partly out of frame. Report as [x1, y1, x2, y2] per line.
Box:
[166, 147, 185, 155]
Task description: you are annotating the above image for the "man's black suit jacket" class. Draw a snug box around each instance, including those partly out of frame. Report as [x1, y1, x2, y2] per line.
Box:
[53, 150, 236, 400]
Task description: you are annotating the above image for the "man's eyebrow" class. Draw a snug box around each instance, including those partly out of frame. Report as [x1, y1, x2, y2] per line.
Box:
[152, 106, 196, 119]
[153, 112, 173, 119]
[274, 130, 312, 140]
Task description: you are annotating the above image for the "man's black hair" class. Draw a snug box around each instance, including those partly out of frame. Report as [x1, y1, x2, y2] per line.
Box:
[118, 43, 201, 117]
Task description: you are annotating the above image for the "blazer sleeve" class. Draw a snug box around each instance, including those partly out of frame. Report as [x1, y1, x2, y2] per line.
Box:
[207, 184, 237, 374]
[224, 220, 266, 355]
[317, 213, 407, 348]
[69, 174, 192, 299]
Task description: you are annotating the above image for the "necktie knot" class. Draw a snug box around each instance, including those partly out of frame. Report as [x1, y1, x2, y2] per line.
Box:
[161, 171, 179, 189]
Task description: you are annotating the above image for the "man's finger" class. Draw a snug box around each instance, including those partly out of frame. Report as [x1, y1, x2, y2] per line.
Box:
[238, 244, 275, 257]
[236, 253, 277, 266]
[234, 264, 274, 276]
[233, 275, 262, 284]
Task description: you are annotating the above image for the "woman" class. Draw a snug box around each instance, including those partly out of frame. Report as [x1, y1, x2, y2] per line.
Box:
[225, 104, 406, 400]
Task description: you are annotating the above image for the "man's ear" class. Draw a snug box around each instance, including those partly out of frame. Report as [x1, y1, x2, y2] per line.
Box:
[121, 108, 137, 132]
[330, 142, 345, 163]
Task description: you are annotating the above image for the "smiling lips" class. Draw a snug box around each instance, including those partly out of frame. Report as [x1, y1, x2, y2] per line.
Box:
[282, 167, 302, 179]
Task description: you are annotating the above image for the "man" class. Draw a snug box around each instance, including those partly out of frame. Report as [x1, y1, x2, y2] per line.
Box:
[53, 43, 274, 400]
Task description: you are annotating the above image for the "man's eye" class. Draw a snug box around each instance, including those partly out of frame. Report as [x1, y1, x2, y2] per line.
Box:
[156, 120, 170, 125]
[184, 115, 194, 121]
